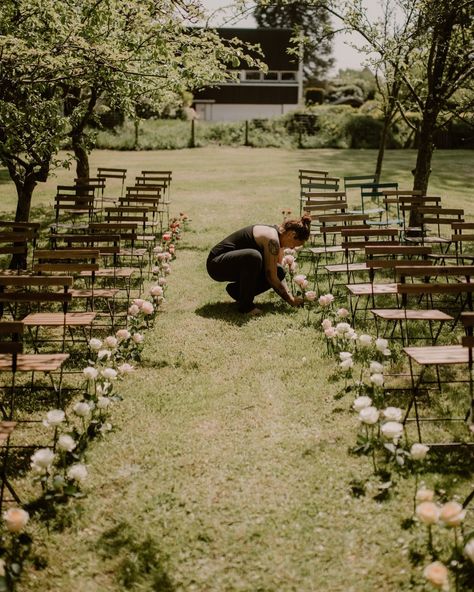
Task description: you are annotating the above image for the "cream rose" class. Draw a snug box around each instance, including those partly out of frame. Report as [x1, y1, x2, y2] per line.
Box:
[3, 508, 29, 533]
[410, 443, 430, 461]
[416, 501, 440, 525]
[439, 501, 466, 527]
[423, 561, 449, 589]
[359, 406, 379, 425]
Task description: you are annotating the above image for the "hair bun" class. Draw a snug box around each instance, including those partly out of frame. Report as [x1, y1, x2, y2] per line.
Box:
[301, 214, 312, 227]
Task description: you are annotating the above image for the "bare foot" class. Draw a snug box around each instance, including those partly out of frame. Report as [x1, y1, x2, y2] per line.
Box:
[246, 307, 263, 316]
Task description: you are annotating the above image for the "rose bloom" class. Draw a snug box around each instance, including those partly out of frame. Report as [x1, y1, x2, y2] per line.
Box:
[416, 487, 435, 502]
[58, 434, 77, 452]
[294, 274, 307, 287]
[31, 448, 55, 468]
[423, 561, 449, 590]
[150, 285, 164, 297]
[324, 327, 337, 338]
[162, 263, 171, 275]
[439, 501, 466, 527]
[382, 407, 403, 422]
[83, 366, 98, 380]
[152, 265, 160, 275]
[337, 307, 349, 318]
[281, 254, 295, 267]
[3, 508, 29, 533]
[153, 245, 163, 254]
[101, 368, 117, 380]
[464, 539, 474, 563]
[73, 401, 91, 417]
[321, 319, 332, 329]
[97, 396, 112, 410]
[416, 501, 440, 525]
[97, 349, 112, 361]
[358, 334, 372, 347]
[411, 443, 430, 461]
[375, 337, 389, 352]
[370, 373, 384, 387]
[353, 396, 372, 412]
[67, 463, 88, 484]
[340, 358, 354, 372]
[335, 322, 351, 335]
[141, 301, 154, 315]
[158, 277, 167, 286]
[116, 329, 131, 342]
[128, 304, 140, 316]
[318, 294, 331, 306]
[305, 290, 317, 301]
[118, 363, 134, 375]
[359, 406, 379, 425]
[104, 336, 118, 349]
[43, 409, 65, 427]
[168, 245, 175, 254]
[369, 361, 384, 374]
[88, 338, 102, 351]
[380, 421, 404, 442]
[339, 351, 353, 361]
[132, 332, 144, 344]
[346, 328, 358, 340]
[162, 232, 172, 241]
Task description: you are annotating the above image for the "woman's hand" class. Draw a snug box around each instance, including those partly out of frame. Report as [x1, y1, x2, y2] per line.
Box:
[291, 296, 304, 307]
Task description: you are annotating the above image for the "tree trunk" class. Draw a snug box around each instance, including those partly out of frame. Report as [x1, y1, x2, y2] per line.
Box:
[409, 107, 438, 231]
[73, 135, 90, 180]
[10, 173, 36, 268]
[374, 115, 391, 183]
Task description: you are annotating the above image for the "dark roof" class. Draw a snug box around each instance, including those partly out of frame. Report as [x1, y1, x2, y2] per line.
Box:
[216, 28, 297, 71]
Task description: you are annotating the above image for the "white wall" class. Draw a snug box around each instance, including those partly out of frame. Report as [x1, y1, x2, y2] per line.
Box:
[196, 103, 299, 122]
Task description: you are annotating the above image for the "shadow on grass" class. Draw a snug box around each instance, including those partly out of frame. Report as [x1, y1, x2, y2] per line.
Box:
[195, 300, 290, 325]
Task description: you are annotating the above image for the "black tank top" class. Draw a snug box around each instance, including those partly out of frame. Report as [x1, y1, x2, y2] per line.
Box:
[208, 225, 278, 259]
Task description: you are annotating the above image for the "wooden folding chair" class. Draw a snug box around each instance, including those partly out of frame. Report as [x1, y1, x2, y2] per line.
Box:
[97, 167, 127, 197]
[0, 275, 95, 353]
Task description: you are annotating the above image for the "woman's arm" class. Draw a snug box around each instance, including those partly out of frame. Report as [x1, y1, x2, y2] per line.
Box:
[254, 226, 303, 307]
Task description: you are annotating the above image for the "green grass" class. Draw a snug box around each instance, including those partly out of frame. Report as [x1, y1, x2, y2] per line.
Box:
[0, 147, 473, 591]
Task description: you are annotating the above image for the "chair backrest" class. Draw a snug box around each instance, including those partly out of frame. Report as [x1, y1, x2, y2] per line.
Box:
[343, 175, 377, 191]
[341, 227, 400, 251]
[0, 275, 73, 319]
[32, 249, 101, 274]
[0, 321, 24, 356]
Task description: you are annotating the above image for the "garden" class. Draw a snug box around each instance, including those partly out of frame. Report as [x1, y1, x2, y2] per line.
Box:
[0, 146, 472, 591]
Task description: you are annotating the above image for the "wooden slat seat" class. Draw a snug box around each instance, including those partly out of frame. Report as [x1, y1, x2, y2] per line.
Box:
[21, 312, 96, 327]
[0, 353, 69, 372]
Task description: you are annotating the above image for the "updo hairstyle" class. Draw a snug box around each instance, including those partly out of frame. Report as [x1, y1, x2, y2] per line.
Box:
[280, 214, 312, 242]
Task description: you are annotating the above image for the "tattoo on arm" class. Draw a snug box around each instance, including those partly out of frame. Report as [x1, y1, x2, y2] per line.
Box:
[268, 239, 279, 256]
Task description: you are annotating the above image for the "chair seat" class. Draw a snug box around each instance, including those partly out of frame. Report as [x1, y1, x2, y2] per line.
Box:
[308, 246, 343, 255]
[22, 312, 96, 326]
[325, 263, 368, 273]
[71, 288, 119, 299]
[119, 248, 147, 257]
[371, 309, 453, 321]
[403, 345, 468, 366]
[0, 353, 69, 371]
[80, 268, 135, 278]
[346, 283, 398, 295]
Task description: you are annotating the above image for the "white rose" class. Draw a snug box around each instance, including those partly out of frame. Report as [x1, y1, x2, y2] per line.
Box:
[57, 434, 76, 452]
[340, 358, 354, 371]
[410, 443, 430, 461]
[369, 361, 384, 373]
[67, 463, 88, 484]
[73, 401, 91, 417]
[353, 396, 372, 412]
[439, 501, 466, 527]
[43, 409, 65, 427]
[464, 539, 474, 563]
[3, 508, 29, 533]
[30, 448, 55, 468]
[358, 334, 372, 347]
[97, 396, 112, 410]
[83, 366, 98, 380]
[375, 337, 389, 352]
[370, 373, 384, 387]
[359, 406, 379, 425]
[346, 329, 358, 340]
[116, 329, 131, 342]
[335, 322, 351, 335]
[382, 407, 403, 422]
[416, 501, 440, 525]
[101, 368, 117, 380]
[294, 274, 307, 287]
[88, 338, 102, 351]
[321, 319, 332, 329]
[339, 351, 352, 361]
[337, 307, 349, 318]
[97, 349, 112, 360]
[380, 421, 404, 442]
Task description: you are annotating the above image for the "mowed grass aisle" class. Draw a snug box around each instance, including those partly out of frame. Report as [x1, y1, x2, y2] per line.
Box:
[4, 147, 471, 591]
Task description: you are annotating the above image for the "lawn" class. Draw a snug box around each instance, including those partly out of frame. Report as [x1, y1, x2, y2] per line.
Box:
[0, 147, 473, 591]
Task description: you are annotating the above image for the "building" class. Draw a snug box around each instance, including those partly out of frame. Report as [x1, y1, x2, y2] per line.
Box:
[193, 28, 302, 122]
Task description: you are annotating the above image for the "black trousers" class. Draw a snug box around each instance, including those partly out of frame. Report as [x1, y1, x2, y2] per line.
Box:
[207, 249, 285, 312]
